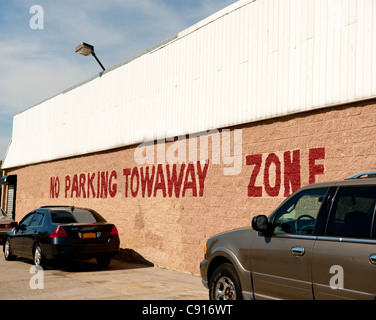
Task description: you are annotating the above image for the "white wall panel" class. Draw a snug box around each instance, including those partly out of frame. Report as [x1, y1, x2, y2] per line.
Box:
[4, 0, 376, 168]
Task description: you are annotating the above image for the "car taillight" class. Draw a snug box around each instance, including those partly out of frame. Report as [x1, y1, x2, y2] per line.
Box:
[0, 224, 11, 228]
[110, 225, 118, 236]
[50, 226, 68, 238]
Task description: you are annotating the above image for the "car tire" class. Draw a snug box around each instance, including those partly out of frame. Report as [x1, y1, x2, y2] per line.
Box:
[209, 263, 242, 300]
[3, 238, 16, 261]
[96, 255, 112, 267]
[33, 243, 47, 268]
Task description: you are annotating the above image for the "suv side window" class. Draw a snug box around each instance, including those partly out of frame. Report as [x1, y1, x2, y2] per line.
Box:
[326, 186, 376, 239]
[272, 188, 329, 235]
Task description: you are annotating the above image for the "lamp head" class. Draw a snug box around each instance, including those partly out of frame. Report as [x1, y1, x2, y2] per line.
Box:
[75, 42, 94, 56]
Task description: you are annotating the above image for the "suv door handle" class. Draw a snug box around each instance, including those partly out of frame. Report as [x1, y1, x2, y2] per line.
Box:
[369, 255, 376, 265]
[291, 247, 305, 256]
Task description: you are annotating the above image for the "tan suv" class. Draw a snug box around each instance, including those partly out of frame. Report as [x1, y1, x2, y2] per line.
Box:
[200, 171, 376, 300]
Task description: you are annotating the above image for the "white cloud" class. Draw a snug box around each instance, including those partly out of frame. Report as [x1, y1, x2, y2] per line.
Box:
[0, 0, 239, 161]
[0, 39, 93, 113]
[0, 0, 198, 114]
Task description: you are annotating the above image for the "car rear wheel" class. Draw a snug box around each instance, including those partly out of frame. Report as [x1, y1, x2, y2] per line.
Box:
[4, 238, 15, 261]
[33, 244, 47, 268]
[209, 263, 242, 300]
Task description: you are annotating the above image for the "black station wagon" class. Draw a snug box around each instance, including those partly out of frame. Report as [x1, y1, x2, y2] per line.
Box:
[3, 206, 120, 267]
[201, 171, 376, 300]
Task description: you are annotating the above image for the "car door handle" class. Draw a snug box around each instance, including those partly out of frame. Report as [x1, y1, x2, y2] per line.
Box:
[291, 246, 305, 256]
[369, 255, 376, 265]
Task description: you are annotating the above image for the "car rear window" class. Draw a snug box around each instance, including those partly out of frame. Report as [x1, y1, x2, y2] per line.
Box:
[50, 208, 101, 224]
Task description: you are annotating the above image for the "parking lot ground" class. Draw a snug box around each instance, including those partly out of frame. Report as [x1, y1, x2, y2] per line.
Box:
[0, 252, 208, 300]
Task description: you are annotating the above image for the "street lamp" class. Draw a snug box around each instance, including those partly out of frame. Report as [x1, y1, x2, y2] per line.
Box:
[75, 42, 105, 71]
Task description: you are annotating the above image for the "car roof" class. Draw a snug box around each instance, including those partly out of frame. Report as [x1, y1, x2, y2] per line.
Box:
[39, 206, 92, 211]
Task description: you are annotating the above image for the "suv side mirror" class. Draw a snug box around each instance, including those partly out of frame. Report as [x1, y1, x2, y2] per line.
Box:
[252, 215, 269, 232]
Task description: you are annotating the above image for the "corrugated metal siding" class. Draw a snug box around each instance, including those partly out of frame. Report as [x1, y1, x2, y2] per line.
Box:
[4, 0, 376, 168]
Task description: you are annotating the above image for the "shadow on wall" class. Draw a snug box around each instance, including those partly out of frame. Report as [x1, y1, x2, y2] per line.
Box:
[114, 248, 154, 267]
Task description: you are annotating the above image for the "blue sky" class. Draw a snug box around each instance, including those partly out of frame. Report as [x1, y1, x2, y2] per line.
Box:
[0, 0, 238, 161]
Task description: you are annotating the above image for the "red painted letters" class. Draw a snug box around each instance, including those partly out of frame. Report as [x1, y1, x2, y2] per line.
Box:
[246, 148, 325, 197]
[50, 148, 325, 200]
[246, 154, 263, 197]
[50, 176, 60, 198]
[63, 171, 118, 199]
[52, 162, 210, 199]
[123, 161, 209, 198]
[264, 153, 281, 197]
[283, 150, 301, 197]
[166, 164, 186, 197]
[309, 147, 325, 184]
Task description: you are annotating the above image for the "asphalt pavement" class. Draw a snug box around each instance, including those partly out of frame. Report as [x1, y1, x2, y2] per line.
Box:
[0, 251, 208, 300]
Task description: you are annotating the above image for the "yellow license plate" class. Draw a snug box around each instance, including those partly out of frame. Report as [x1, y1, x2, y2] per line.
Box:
[82, 232, 96, 239]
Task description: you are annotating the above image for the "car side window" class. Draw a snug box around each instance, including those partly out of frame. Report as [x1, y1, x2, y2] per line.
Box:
[29, 212, 44, 227]
[326, 186, 376, 239]
[272, 188, 329, 235]
[19, 213, 35, 227]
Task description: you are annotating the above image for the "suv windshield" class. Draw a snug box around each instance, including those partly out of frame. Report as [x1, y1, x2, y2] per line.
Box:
[50, 208, 101, 224]
[272, 187, 329, 235]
